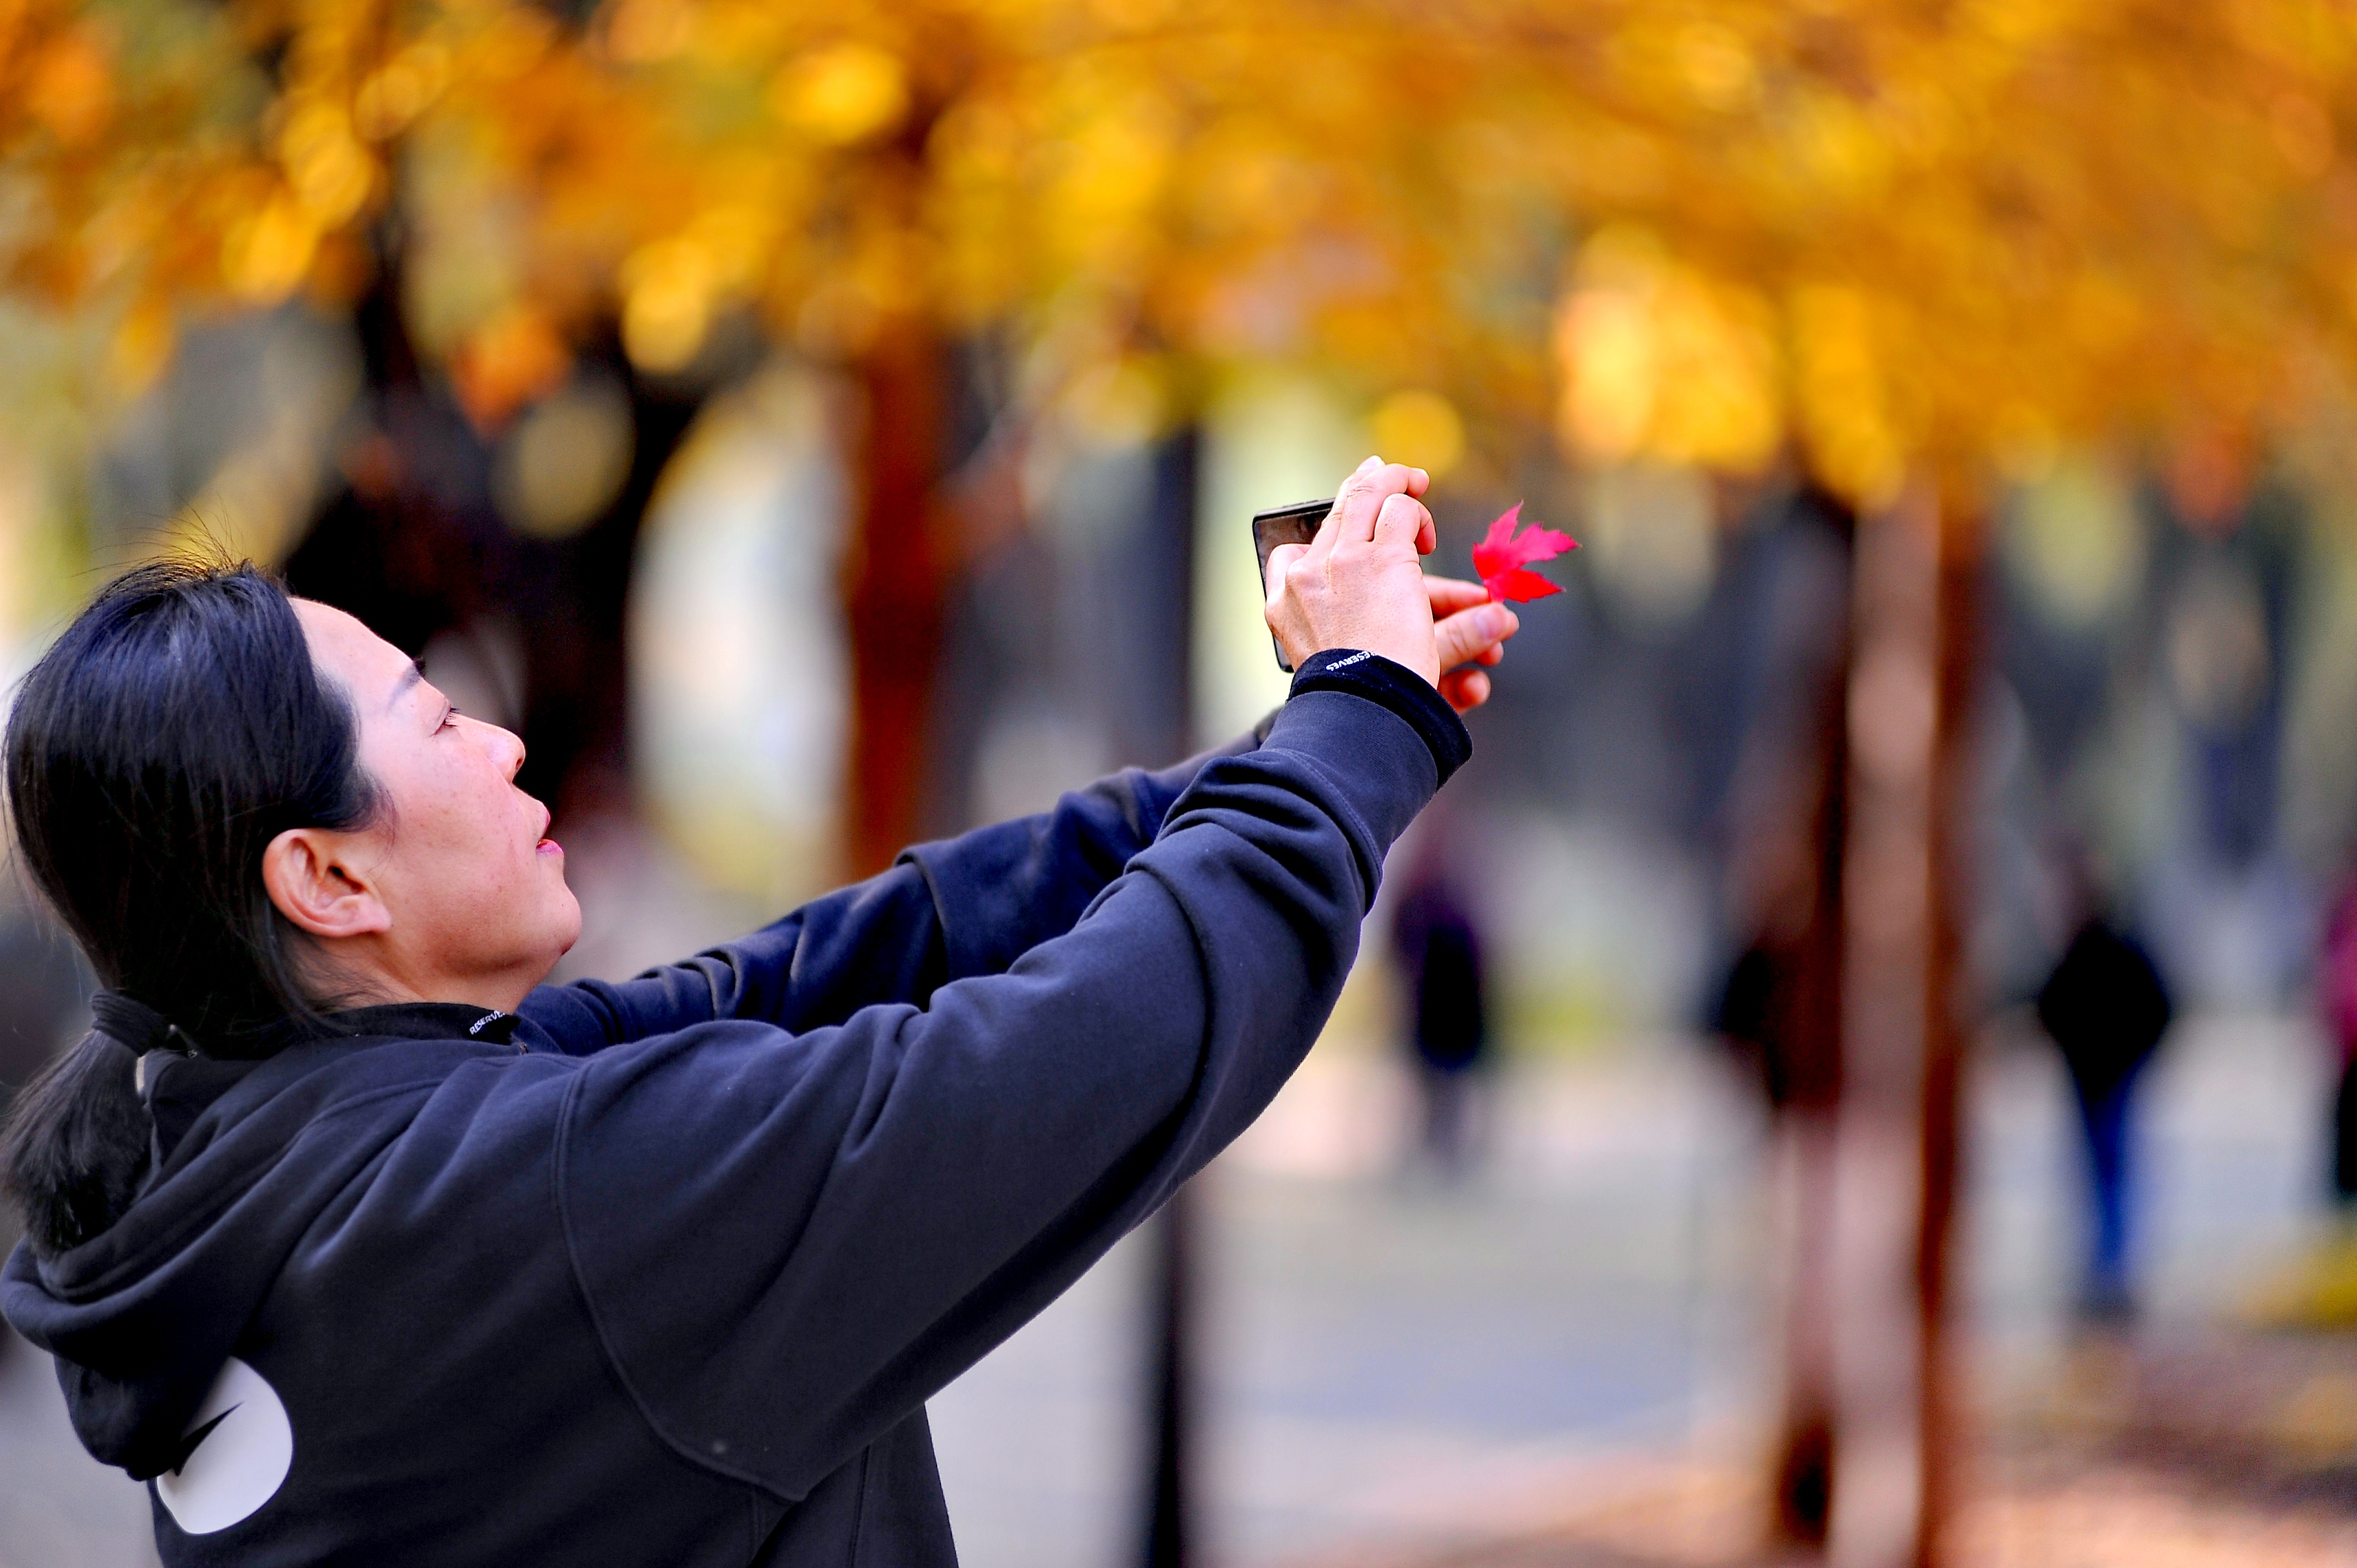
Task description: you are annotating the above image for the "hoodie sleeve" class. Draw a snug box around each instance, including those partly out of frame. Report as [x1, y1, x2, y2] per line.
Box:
[553, 689, 1439, 1502]
[517, 732, 1263, 1053]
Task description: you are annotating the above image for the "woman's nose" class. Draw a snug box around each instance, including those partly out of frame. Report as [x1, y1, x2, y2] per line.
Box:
[485, 721, 527, 780]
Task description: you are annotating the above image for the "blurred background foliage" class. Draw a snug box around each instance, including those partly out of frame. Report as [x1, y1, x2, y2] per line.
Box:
[8, 0, 2357, 501]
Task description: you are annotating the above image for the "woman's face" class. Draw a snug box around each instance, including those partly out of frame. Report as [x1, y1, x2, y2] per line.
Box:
[288, 599, 580, 1008]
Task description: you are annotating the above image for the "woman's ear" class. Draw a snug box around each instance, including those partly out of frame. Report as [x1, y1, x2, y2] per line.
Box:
[261, 828, 390, 941]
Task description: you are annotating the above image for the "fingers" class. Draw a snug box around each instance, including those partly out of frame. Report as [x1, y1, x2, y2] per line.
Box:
[1264, 541, 1310, 605]
[1325, 457, 1389, 549]
[1424, 576, 1490, 616]
[1370, 492, 1436, 558]
[1329, 456, 1427, 545]
[1433, 601, 1519, 673]
[1439, 667, 1491, 713]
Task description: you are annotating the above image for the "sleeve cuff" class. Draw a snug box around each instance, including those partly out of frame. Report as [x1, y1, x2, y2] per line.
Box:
[1287, 649, 1473, 787]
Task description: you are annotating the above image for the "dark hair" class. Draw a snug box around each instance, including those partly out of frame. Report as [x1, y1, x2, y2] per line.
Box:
[1, 558, 381, 1254]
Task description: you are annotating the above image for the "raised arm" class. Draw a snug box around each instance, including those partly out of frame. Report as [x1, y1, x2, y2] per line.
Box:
[516, 735, 1259, 1053]
[521, 455, 1518, 1057]
[554, 675, 1459, 1502]
[549, 457, 1520, 1499]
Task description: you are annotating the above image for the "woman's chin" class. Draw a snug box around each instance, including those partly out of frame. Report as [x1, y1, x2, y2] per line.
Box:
[550, 891, 584, 957]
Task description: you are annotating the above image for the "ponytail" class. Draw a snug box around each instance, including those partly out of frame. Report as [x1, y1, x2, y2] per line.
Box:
[1, 1029, 150, 1255]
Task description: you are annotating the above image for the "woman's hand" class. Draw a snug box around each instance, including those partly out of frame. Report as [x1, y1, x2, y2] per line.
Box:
[1263, 457, 1520, 714]
[1422, 574, 1516, 714]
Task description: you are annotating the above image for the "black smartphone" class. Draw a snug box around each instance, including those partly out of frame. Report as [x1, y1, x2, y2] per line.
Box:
[1250, 497, 1336, 673]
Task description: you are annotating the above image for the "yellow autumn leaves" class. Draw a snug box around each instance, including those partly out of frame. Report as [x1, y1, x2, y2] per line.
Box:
[6, 0, 2355, 504]
[1558, 238, 1910, 511]
[771, 42, 910, 147]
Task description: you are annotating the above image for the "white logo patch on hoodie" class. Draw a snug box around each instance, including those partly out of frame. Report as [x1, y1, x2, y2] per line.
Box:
[155, 1356, 293, 1534]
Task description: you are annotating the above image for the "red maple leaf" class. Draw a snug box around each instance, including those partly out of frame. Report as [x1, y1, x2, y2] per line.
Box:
[1471, 503, 1577, 603]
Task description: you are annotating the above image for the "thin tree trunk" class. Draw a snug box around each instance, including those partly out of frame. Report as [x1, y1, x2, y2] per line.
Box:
[1136, 425, 1203, 1568]
[1769, 497, 1855, 1552]
[1914, 491, 1982, 1568]
[1773, 1110, 1840, 1549]
[1143, 1183, 1197, 1568]
[843, 319, 951, 875]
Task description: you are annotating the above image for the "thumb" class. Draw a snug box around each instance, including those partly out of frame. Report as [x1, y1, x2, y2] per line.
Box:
[1433, 601, 1517, 670]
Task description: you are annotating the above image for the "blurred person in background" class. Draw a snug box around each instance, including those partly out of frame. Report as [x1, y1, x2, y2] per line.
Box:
[0, 458, 1522, 1567]
[2035, 866, 2175, 1322]
[1388, 818, 1493, 1180]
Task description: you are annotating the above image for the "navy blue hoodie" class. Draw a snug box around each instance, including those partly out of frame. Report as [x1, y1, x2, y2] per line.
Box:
[2, 661, 1464, 1566]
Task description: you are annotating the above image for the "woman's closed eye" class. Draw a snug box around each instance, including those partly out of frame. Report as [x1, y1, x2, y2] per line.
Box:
[436, 704, 460, 733]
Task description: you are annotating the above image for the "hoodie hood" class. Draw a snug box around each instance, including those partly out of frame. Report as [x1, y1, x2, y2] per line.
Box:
[1, 1005, 527, 1481]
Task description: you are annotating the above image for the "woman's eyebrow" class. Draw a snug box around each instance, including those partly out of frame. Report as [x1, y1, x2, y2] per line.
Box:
[388, 661, 425, 714]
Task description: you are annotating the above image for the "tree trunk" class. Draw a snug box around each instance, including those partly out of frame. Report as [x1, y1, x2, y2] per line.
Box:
[1764, 491, 1856, 1553]
[1135, 425, 1204, 1568]
[1913, 490, 1982, 1568]
[843, 319, 951, 876]
[1141, 1183, 1198, 1568]
[1826, 485, 1977, 1568]
[282, 271, 698, 825]
[511, 355, 699, 818]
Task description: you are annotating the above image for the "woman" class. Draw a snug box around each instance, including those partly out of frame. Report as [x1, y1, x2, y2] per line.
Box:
[1, 459, 1516, 1565]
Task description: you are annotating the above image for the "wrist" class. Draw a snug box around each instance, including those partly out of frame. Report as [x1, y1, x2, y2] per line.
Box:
[1288, 649, 1473, 786]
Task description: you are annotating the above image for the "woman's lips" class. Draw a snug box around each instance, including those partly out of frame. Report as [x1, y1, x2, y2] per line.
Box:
[536, 838, 563, 856]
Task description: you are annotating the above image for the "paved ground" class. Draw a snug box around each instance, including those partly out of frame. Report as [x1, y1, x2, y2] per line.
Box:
[928, 1037, 1767, 1568]
[926, 1012, 2348, 1568]
[0, 1009, 2341, 1567]
[0, 1331, 157, 1568]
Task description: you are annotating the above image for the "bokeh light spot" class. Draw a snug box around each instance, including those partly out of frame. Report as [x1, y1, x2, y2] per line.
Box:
[495, 376, 636, 540]
[1368, 389, 1465, 480]
[771, 43, 909, 147]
